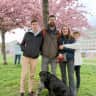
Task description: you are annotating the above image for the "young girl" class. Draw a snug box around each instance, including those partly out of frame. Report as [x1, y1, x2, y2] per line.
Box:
[72, 32, 82, 91]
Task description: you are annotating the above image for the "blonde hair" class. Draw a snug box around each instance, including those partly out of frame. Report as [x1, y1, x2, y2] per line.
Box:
[73, 31, 80, 36]
[61, 24, 72, 39]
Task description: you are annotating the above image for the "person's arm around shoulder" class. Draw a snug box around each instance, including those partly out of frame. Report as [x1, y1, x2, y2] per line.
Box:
[57, 36, 65, 50]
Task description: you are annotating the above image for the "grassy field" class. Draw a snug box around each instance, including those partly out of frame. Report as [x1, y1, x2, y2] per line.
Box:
[0, 55, 96, 96]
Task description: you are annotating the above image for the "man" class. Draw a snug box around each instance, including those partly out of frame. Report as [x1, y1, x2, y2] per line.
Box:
[20, 19, 43, 96]
[14, 42, 22, 64]
[41, 15, 59, 75]
[37, 15, 60, 95]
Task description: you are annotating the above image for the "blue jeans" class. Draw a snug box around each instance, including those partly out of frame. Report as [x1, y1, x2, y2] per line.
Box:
[38, 55, 57, 91]
[14, 54, 21, 64]
[41, 56, 57, 75]
[59, 60, 76, 96]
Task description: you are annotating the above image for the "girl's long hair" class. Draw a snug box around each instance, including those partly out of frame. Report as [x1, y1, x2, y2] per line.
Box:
[61, 24, 72, 39]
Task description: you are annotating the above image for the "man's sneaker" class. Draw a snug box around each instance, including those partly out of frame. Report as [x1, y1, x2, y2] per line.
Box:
[20, 93, 24, 96]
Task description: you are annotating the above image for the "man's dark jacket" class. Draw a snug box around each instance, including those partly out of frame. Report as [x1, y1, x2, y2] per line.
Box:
[21, 30, 43, 58]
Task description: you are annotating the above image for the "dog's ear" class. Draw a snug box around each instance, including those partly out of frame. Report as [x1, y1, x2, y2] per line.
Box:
[39, 71, 49, 76]
[39, 71, 51, 80]
[46, 72, 51, 79]
[39, 71, 46, 76]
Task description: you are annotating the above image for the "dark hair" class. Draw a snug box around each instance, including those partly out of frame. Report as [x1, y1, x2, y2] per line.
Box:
[48, 15, 56, 19]
[31, 19, 38, 24]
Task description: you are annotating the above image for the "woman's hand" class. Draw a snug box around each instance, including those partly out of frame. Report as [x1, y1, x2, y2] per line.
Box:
[57, 53, 64, 63]
[59, 45, 64, 50]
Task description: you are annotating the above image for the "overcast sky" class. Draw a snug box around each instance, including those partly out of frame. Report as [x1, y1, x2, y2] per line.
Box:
[79, 0, 96, 27]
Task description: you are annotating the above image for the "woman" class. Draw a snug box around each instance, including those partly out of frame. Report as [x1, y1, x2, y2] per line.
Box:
[58, 25, 76, 96]
[64, 31, 82, 92]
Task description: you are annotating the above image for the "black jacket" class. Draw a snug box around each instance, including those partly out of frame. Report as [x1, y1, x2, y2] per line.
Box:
[58, 36, 75, 60]
[21, 30, 43, 58]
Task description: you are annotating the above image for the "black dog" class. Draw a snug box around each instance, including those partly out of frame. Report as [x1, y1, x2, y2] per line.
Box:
[39, 71, 67, 96]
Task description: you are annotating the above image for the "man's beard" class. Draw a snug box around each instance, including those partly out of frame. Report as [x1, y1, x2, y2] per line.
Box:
[49, 22, 55, 27]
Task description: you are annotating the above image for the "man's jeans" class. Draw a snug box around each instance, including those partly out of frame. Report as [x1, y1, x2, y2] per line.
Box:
[38, 56, 57, 92]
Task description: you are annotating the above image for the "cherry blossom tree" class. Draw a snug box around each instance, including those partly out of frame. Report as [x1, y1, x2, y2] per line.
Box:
[49, 0, 90, 29]
[0, 0, 90, 31]
[0, 0, 91, 64]
[0, 0, 42, 64]
[42, 0, 49, 27]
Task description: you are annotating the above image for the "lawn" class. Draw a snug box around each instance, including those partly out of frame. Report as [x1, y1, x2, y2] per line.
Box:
[0, 55, 96, 96]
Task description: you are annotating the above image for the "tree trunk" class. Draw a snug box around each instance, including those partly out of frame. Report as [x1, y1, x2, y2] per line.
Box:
[1, 31, 7, 64]
[42, 0, 49, 27]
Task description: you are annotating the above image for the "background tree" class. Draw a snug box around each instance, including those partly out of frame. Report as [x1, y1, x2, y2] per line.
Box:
[0, 0, 91, 64]
[49, 0, 90, 29]
[0, 17, 16, 64]
[0, 0, 42, 64]
[42, 0, 49, 27]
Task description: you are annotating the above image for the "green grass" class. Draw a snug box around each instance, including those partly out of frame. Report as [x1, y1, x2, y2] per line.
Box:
[0, 55, 96, 96]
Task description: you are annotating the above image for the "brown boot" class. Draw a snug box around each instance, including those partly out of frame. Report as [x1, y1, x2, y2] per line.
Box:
[20, 93, 24, 96]
[28, 91, 35, 96]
